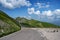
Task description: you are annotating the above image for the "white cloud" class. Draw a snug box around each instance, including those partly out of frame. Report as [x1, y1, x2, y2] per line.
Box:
[28, 8, 60, 20]
[53, 9, 60, 19]
[54, 9, 60, 15]
[0, 0, 31, 9]
[28, 7, 35, 14]
[35, 10, 40, 15]
[42, 10, 53, 16]
[35, 2, 50, 8]
[28, 8, 40, 15]
[41, 9, 60, 20]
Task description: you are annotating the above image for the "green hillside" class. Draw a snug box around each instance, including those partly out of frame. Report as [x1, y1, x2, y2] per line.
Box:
[0, 10, 21, 37]
[16, 17, 60, 28]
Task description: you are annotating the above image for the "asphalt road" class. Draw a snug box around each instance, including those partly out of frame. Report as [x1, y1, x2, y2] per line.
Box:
[0, 29, 47, 40]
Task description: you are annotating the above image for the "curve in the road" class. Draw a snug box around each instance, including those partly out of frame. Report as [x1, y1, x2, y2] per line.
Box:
[0, 29, 48, 40]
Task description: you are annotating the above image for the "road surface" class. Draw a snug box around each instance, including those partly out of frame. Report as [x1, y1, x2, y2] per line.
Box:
[0, 28, 47, 40]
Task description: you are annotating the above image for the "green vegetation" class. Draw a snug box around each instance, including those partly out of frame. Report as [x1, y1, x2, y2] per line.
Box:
[16, 17, 60, 28]
[0, 10, 21, 37]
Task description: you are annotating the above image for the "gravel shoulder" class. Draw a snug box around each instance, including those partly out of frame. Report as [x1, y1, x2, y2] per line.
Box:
[31, 28, 60, 40]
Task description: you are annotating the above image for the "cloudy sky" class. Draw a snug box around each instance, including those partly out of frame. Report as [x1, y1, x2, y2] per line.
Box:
[0, 0, 60, 25]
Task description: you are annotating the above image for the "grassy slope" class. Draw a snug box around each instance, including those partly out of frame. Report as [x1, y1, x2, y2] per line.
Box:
[16, 17, 60, 28]
[0, 10, 21, 37]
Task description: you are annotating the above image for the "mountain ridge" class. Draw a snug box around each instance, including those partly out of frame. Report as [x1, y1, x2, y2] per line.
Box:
[16, 17, 60, 28]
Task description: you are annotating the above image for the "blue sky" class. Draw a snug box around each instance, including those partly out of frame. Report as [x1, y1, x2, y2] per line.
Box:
[0, 0, 60, 25]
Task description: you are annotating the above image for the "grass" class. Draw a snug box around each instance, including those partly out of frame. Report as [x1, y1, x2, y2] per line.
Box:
[0, 10, 21, 37]
[16, 17, 60, 28]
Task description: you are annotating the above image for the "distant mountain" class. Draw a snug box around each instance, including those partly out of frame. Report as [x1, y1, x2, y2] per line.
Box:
[0, 10, 21, 37]
[16, 17, 60, 28]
